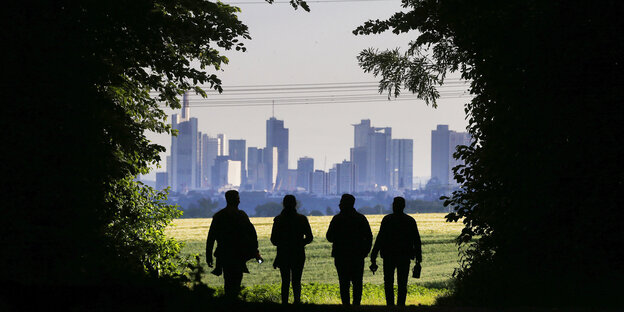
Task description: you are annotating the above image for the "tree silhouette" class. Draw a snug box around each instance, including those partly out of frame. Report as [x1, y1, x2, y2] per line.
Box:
[355, 0, 624, 307]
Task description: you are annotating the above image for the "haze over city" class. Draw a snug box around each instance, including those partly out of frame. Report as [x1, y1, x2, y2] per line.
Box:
[145, 0, 470, 181]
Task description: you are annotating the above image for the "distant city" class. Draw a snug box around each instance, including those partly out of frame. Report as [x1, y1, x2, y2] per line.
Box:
[152, 93, 471, 196]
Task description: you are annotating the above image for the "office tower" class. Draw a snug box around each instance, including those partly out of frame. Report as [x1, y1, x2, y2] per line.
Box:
[336, 160, 355, 194]
[217, 133, 228, 156]
[264, 147, 278, 191]
[391, 139, 414, 191]
[170, 92, 199, 192]
[367, 127, 392, 190]
[281, 169, 298, 191]
[448, 131, 472, 186]
[212, 156, 241, 189]
[310, 170, 328, 195]
[229, 139, 247, 187]
[247, 147, 262, 190]
[431, 125, 450, 186]
[166, 155, 172, 187]
[155, 172, 168, 190]
[328, 167, 338, 195]
[201, 135, 219, 189]
[266, 117, 289, 189]
[296, 157, 314, 191]
[352, 120, 372, 192]
[431, 125, 471, 187]
[351, 119, 392, 192]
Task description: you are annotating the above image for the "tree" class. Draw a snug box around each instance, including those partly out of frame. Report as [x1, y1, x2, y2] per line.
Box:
[255, 202, 283, 217]
[354, 0, 623, 306]
[2, 0, 308, 289]
[182, 198, 219, 218]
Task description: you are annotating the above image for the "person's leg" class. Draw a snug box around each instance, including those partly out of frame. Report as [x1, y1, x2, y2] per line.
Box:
[223, 262, 243, 301]
[383, 258, 396, 306]
[279, 266, 291, 304]
[292, 259, 304, 304]
[334, 257, 350, 305]
[351, 257, 364, 306]
[396, 258, 410, 306]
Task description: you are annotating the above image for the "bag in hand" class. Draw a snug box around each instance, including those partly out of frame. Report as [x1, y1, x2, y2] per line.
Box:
[412, 262, 421, 278]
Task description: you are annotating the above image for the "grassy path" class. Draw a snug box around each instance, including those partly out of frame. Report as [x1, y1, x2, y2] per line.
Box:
[167, 213, 463, 305]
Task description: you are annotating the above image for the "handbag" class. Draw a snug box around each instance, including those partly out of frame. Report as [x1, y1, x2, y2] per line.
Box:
[412, 261, 422, 278]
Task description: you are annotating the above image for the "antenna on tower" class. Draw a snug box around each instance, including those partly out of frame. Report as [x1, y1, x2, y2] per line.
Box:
[324, 156, 327, 171]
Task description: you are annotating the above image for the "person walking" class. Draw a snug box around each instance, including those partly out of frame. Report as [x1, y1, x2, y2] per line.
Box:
[370, 197, 422, 306]
[326, 194, 373, 306]
[206, 190, 262, 300]
[270, 195, 314, 304]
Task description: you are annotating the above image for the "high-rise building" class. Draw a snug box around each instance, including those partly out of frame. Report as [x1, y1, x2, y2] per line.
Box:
[170, 93, 199, 192]
[310, 170, 328, 195]
[266, 117, 289, 189]
[336, 160, 355, 194]
[247, 147, 262, 190]
[352, 120, 372, 192]
[200, 135, 219, 189]
[229, 139, 247, 187]
[367, 127, 392, 190]
[155, 172, 168, 190]
[296, 157, 314, 191]
[448, 131, 471, 186]
[328, 166, 338, 195]
[217, 133, 228, 156]
[431, 125, 471, 187]
[351, 120, 392, 192]
[391, 139, 414, 191]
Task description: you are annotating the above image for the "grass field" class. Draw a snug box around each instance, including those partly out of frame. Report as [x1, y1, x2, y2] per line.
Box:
[167, 213, 463, 305]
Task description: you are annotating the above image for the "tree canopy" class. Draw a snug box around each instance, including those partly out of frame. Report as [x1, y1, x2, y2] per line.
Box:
[2, 0, 306, 288]
[355, 0, 623, 306]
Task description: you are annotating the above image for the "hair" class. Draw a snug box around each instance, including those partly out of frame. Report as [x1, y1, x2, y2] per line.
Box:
[225, 190, 239, 205]
[340, 194, 356, 208]
[393, 196, 406, 212]
[282, 195, 297, 214]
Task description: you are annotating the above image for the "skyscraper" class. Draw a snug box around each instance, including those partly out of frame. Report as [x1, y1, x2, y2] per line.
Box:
[391, 139, 414, 191]
[201, 135, 219, 189]
[296, 157, 314, 191]
[352, 120, 372, 192]
[217, 133, 228, 156]
[367, 127, 392, 190]
[336, 160, 355, 194]
[228, 139, 246, 187]
[170, 92, 199, 192]
[431, 125, 471, 187]
[247, 147, 262, 190]
[310, 170, 328, 195]
[266, 117, 289, 189]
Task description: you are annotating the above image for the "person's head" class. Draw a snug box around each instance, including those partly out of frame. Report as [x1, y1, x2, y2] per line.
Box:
[392, 196, 406, 213]
[339, 194, 355, 211]
[282, 195, 297, 212]
[225, 190, 240, 207]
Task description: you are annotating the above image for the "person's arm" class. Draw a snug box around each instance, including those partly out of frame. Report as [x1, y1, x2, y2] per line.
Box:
[302, 216, 313, 245]
[270, 217, 280, 246]
[206, 218, 217, 267]
[413, 219, 422, 263]
[362, 215, 373, 258]
[370, 218, 385, 262]
[325, 216, 336, 243]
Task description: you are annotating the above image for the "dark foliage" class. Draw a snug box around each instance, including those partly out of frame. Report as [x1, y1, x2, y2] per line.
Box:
[1, 0, 307, 295]
[255, 202, 283, 217]
[355, 0, 624, 307]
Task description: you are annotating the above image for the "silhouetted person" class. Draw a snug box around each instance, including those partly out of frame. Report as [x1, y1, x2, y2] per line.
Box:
[326, 194, 373, 306]
[270, 195, 313, 304]
[370, 197, 422, 306]
[206, 190, 261, 300]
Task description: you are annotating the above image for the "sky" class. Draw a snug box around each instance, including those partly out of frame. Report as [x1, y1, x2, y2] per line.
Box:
[144, 0, 470, 181]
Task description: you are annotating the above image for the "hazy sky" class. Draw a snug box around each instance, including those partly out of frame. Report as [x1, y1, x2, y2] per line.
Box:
[145, 0, 469, 180]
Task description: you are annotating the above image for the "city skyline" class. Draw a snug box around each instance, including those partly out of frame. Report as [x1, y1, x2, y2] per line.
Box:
[160, 96, 469, 193]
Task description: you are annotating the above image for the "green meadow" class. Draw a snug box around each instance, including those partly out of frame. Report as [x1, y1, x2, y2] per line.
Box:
[167, 213, 463, 305]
